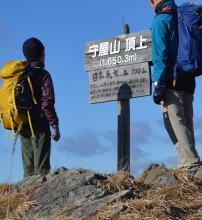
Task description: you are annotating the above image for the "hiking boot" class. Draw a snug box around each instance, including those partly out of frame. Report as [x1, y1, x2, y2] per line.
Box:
[186, 166, 199, 175]
[179, 164, 201, 175]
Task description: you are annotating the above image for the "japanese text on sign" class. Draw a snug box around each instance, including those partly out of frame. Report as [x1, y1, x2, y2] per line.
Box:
[88, 36, 147, 58]
[89, 62, 151, 104]
[85, 30, 152, 103]
[85, 31, 152, 73]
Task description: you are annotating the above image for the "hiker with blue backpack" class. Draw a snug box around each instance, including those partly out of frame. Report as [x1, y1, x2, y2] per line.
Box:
[150, 0, 202, 173]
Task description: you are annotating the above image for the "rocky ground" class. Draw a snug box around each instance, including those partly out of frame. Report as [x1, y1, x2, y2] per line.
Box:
[0, 163, 202, 220]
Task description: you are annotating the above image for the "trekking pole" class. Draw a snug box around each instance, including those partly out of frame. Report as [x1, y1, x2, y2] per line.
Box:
[12, 121, 23, 153]
[6, 121, 23, 218]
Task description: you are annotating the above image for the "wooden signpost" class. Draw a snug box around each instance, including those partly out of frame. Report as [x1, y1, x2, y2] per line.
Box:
[85, 26, 152, 172]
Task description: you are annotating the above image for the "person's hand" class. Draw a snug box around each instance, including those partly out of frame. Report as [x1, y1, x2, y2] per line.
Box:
[153, 84, 165, 105]
[51, 125, 60, 141]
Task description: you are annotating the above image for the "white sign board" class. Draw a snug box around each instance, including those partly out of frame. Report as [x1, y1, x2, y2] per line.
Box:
[85, 30, 152, 103]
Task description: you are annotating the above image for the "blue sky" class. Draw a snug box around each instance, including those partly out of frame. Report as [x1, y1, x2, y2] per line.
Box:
[1, 0, 202, 182]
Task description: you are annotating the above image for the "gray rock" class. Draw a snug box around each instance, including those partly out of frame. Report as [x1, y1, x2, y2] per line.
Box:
[142, 163, 181, 188]
[155, 172, 181, 188]
[45, 167, 68, 181]
[111, 204, 128, 214]
[34, 218, 49, 220]
[142, 163, 167, 185]
[12, 167, 68, 193]
[198, 206, 202, 213]
[69, 190, 134, 218]
[194, 166, 202, 181]
[12, 174, 46, 193]
[19, 169, 109, 220]
[141, 163, 161, 174]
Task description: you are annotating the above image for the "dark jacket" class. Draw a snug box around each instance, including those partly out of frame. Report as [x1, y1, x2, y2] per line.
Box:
[28, 61, 59, 127]
[152, 0, 195, 94]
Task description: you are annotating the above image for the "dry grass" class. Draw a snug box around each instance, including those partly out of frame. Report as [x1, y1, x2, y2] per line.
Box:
[99, 171, 147, 194]
[89, 170, 202, 220]
[0, 182, 41, 220]
[1, 169, 202, 220]
[52, 217, 82, 220]
[49, 170, 202, 220]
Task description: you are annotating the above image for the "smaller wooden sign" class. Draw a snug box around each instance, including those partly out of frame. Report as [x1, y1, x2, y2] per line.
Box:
[89, 62, 151, 104]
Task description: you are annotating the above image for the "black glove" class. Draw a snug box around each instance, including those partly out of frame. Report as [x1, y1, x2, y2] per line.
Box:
[153, 84, 165, 105]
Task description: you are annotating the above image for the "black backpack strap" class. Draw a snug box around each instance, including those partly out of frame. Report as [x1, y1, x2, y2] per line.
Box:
[18, 66, 38, 105]
[19, 66, 33, 81]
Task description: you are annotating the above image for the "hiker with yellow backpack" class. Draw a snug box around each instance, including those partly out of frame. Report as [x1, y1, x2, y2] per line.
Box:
[0, 38, 60, 178]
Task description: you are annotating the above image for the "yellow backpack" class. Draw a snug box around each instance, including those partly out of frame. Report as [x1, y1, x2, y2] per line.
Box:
[0, 60, 37, 137]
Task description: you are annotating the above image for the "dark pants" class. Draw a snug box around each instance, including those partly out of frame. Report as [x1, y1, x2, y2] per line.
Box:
[20, 121, 51, 178]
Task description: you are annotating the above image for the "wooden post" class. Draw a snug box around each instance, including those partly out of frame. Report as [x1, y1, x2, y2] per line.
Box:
[117, 24, 130, 172]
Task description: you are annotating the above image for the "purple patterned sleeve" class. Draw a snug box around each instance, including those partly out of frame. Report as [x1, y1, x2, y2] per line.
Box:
[41, 72, 59, 127]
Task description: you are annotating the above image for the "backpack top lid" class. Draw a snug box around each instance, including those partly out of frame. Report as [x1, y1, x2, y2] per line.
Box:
[0, 60, 28, 80]
[178, 2, 202, 14]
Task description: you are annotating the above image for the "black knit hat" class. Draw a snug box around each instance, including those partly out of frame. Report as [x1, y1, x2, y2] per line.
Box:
[22, 38, 45, 62]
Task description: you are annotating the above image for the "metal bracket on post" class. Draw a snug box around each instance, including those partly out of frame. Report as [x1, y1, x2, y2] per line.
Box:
[117, 23, 130, 172]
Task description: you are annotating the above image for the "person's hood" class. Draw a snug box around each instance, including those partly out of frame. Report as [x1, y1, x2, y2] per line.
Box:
[0, 60, 29, 80]
[155, 0, 177, 14]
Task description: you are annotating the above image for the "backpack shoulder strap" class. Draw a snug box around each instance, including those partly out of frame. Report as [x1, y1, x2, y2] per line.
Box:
[18, 67, 38, 105]
[157, 7, 177, 16]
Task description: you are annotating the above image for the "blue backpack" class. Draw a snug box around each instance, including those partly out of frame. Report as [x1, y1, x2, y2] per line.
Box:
[160, 2, 202, 76]
[177, 2, 202, 76]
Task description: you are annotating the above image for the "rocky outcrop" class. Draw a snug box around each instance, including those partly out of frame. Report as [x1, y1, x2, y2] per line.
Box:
[139, 163, 182, 189]
[68, 190, 134, 219]
[15, 168, 135, 220]
[6, 164, 202, 220]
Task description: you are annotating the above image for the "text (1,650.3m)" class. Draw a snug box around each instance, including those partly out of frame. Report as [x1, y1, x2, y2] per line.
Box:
[99, 54, 137, 67]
